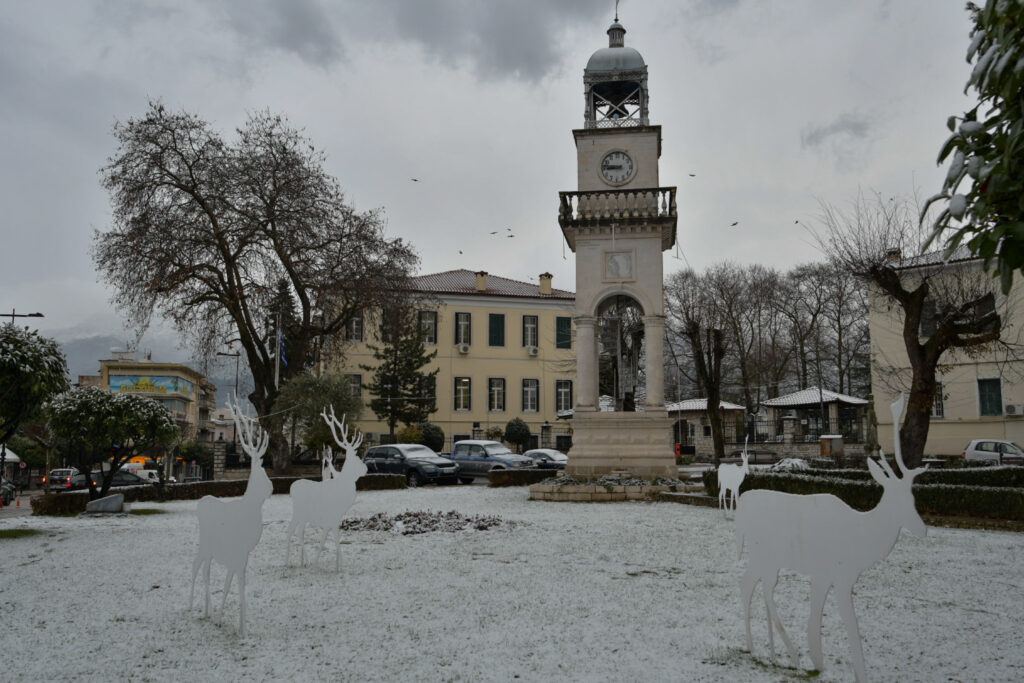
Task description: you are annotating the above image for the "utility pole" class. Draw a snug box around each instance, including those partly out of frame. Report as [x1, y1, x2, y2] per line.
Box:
[6, 310, 44, 325]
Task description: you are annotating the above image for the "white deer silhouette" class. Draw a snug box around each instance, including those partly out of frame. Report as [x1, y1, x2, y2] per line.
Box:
[735, 395, 926, 682]
[717, 437, 751, 511]
[285, 406, 366, 570]
[189, 396, 273, 636]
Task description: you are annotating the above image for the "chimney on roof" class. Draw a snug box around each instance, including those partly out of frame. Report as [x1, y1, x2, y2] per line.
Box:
[475, 271, 488, 291]
[539, 272, 553, 295]
[885, 248, 902, 264]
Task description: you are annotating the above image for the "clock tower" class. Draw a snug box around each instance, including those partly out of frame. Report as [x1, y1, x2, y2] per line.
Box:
[558, 16, 678, 478]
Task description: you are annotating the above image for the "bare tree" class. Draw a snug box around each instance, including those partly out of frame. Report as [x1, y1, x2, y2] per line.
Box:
[665, 270, 729, 464]
[815, 193, 1005, 468]
[775, 264, 829, 390]
[94, 102, 418, 468]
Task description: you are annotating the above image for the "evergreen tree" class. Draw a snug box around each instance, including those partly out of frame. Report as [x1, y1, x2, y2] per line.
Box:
[361, 306, 439, 438]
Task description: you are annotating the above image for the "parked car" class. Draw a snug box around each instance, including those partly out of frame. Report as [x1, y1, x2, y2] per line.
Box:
[962, 439, 1024, 465]
[0, 478, 16, 506]
[363, 444, 460, 487]
[63, 470, 155, 491]
[770, 458, 811, 472]
[447, 440, 536, 484]
[522, 448, 568, 470]
[43, 468, 80, 491]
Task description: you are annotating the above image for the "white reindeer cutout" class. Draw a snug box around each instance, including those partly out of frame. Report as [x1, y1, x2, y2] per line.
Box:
[735, 394, 926, 682]
[285, 406, 366, 570]
[717, 437, 750, 512]
[189, 396, 273, 636]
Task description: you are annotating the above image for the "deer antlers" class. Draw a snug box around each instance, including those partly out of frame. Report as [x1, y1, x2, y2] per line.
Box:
[321, 405, 363, 455]
[228, 394, 269, 464]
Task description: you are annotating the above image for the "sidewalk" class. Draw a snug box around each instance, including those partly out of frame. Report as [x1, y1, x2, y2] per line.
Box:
[0, 489, 42, 519]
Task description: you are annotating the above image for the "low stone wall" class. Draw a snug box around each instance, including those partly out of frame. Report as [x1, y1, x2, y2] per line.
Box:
[529, 483, 669, 502]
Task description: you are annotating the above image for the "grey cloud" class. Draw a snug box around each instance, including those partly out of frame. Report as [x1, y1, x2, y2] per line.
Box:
[370, 0, 602, 82]
[800, 112, 871, 149]
[219, 0, 343, 67]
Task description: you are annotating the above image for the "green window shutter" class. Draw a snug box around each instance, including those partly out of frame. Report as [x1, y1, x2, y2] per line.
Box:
[489, 314, 505, 346]
[978, 378, 1003, 416]
[556, 317, 572, 349]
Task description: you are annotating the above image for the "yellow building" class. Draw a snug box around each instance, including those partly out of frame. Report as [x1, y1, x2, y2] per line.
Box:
[85, 352, 217, 443]
[335, 269, 576, 451]
[869, 251, 1024, 456]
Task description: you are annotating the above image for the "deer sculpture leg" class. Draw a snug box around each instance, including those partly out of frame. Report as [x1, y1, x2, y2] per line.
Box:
[220, 570, 235, 620]
[835, 584, 868, 683]
[807, 580, 831, 671]
[203, 559, 212, 617]
[763, 571, 799, 668]
[740, 568, 759, 654]
[189, 556, 202, 610]
[238, 570, 247, 637]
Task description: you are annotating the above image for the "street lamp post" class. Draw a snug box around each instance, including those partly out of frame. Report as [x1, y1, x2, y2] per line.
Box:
[217, 350, 241, 448]
[6, 310, 44, 325]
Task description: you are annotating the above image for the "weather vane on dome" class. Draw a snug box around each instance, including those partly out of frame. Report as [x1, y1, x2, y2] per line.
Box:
[615, 0, 619, 22]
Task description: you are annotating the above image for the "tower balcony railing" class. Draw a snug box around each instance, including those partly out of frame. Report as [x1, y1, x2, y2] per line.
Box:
[558, 187, 676, 226]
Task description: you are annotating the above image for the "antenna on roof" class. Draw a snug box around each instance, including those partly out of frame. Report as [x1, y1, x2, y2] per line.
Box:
[614, 0, 619, 22]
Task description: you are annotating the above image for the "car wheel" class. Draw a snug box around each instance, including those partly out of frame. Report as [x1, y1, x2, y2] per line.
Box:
[407, 471, 421, 488]
[459, 477, 474, 485]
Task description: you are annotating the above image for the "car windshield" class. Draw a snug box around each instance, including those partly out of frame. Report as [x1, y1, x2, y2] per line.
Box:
[484, 444, 512, 456]
[404, 446, 437, 458]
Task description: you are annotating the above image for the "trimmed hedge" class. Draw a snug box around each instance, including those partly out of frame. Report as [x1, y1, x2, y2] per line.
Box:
[31, 474, 406, 516]
[488, 469, 556, 487]
[701, 469, 1024, 520]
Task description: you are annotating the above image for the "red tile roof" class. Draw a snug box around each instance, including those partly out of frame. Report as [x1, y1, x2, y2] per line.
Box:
[411, 269, 575, 300]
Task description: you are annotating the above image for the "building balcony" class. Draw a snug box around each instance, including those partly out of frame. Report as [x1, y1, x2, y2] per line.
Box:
[558, 187, 676, 251]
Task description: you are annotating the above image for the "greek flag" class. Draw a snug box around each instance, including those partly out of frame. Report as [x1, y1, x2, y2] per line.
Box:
[277, 329, 288, 367]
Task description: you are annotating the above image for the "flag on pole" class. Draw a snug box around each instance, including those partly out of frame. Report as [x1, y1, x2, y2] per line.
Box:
[277, 329, 288, 367]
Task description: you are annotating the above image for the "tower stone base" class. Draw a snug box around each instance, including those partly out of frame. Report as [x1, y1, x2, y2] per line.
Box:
[565, 410, 676, 479]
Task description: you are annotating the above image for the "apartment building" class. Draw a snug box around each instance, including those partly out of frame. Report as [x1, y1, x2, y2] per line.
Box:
[334, 269, 576, 451]
[869, 250, 1024, 456]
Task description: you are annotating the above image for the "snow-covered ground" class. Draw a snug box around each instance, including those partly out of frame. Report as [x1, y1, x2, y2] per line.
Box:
[2, 486, 1022, 681]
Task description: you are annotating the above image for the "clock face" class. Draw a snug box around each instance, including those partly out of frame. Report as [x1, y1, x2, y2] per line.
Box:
[600, 150, 634, 184]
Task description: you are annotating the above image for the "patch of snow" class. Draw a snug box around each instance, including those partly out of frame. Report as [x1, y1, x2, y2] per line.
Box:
[1, 487, 1022, 681]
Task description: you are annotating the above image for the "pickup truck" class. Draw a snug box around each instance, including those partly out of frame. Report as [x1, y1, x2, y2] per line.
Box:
[447, 440, 536, 484]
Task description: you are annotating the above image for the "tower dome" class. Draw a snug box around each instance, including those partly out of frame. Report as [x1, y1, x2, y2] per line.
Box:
[582, 19, 649, 128]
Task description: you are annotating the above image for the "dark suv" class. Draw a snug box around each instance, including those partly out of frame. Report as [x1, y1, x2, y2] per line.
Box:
[364, 444, 460, 487]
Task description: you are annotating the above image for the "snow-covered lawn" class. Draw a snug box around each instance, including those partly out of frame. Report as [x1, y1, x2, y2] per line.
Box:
[2, 487, 1022, 681]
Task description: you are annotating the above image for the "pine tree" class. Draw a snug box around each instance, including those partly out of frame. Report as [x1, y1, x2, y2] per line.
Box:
[361, 306, 439, 438]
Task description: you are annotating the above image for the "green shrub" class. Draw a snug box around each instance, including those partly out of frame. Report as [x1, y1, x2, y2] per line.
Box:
[31, 474, 407, 515]
[418, 422, 445, 452]
[396, 424, 424, 445]
[702, 469, 1024, 520]
[488, 469, 554, 487]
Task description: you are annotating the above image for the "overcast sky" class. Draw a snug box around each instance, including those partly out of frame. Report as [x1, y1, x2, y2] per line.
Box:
[1, 0, 976, 345]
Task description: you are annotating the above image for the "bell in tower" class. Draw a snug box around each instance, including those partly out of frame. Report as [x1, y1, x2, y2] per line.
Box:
[583, 16, 649, 128]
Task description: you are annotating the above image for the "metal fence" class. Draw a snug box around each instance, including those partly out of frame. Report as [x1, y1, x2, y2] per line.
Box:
[678, 417, 866, 446]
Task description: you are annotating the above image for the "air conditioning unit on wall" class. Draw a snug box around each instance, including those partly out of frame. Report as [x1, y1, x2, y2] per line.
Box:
[456, 343, 470, 354]
[1005, 404, 1024, 416]
[527, 345, 539, 356]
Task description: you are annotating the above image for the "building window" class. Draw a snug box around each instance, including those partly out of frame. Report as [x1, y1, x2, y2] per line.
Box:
[556, 380, 573, 412]
[978, 378, 1003, 416]
[931, 383, 944, 418]
[523, 315, 538, 347]
[555, 434, 573, 451]
[346, 313, 363, 342]
[488, 378, 506, 412]
[489, 313, 505, 346]
[419, 311, 437, 345]
[556, 316, 572, 349]
[522, 378, 539, 412]
[454, 377, 471, 411]
[345, 374, 362, 399]
[380, 308, 400, 344]
[455, 312, 471, 345]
